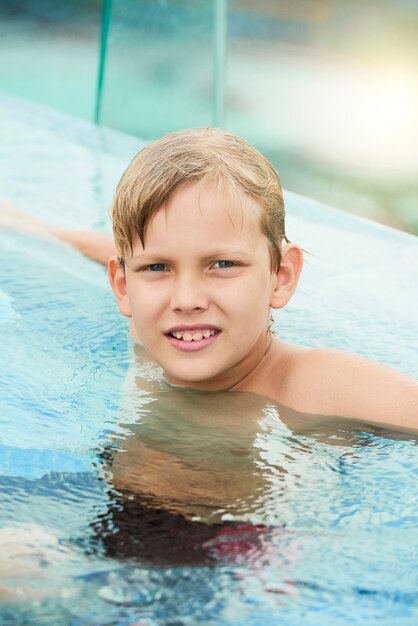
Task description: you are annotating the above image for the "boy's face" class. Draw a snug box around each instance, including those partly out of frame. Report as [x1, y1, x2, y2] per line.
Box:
[111, 181, 292, 390]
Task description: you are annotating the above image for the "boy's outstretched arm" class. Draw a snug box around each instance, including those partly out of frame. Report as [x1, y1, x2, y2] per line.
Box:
[47, 226, 117, 265]
[0, 201, 117, 265]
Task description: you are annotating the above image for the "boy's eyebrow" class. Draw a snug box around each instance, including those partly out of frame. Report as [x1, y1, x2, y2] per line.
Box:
[201, 248, 252, 260]
[131, 251, 167, 261]
[130, 247, 252, 261]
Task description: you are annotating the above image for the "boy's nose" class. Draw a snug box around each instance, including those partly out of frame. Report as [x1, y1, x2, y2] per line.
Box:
[170, 274, 209, 312]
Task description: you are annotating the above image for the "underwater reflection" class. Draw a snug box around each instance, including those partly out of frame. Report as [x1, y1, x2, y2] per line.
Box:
[89, 344, 398, 567]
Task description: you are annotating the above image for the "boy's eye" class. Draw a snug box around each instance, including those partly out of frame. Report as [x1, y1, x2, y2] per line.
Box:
[212, 260, 235, 269]
[145, 263, 169, 272]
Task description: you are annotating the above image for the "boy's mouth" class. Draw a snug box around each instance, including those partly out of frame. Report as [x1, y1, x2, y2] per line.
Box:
[165, 326, 221, 351]
[168, 329, 218, 341]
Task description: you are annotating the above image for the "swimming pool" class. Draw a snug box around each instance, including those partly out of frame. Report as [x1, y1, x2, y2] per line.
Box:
[0, 94, 417, 625]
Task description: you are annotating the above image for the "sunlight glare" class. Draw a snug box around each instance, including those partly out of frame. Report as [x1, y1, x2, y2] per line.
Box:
[335, 66, 418, 174]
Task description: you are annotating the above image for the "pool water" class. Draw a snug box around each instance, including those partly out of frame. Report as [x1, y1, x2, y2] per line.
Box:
[0, 95, 417, 626]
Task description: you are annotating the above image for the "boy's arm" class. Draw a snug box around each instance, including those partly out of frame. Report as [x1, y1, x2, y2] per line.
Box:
[292, 349, 418, 433]
[47, 226, 117, 266]
[0, 201, 117, 265]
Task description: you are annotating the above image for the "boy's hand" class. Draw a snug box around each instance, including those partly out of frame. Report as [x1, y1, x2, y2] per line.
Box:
[0, 201, 51, 237]
[0, 201, 117, 265]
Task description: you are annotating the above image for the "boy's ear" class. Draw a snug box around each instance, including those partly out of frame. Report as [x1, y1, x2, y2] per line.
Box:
[270, 243, 303, 309]
[108, 256, 132, 318]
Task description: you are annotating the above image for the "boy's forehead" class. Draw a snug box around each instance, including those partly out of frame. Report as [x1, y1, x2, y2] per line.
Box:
[154, 180, 261, 234]
[126, 180, 268, 262]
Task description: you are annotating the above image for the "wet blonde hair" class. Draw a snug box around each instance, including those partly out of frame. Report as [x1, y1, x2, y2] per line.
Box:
[112, 127, 288, 271]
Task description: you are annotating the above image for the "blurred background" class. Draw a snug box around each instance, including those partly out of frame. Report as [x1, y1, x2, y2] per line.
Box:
[0, 0, 417, 234]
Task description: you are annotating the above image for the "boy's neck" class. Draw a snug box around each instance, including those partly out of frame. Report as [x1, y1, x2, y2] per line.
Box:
[227, 333, 274, 392]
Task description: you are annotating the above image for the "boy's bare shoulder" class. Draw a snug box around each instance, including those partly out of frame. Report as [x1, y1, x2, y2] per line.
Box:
[279, 343, 418, 431]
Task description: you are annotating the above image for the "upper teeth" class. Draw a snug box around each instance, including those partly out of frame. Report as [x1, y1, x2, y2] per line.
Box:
[171, 329, 217, 341]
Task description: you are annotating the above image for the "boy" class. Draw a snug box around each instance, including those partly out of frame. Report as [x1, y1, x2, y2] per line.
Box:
[1, 127, 417, 431]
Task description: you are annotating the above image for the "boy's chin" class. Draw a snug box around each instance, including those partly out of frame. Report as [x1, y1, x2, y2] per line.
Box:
[162, 366, 229, 391]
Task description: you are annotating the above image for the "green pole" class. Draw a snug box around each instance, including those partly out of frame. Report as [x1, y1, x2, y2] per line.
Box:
[95, 0, 113, 124]
[213, 0, 227, 127]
